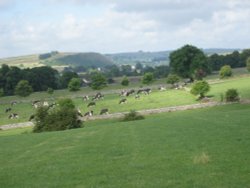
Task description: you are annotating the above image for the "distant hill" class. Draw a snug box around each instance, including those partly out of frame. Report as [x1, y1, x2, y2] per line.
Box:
[0, 48, 241, 68]
[106, 48, 241, 66]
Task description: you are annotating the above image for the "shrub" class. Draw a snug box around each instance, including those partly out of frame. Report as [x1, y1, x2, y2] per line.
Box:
[33, 98, 82, 133]
[90, 73, 107, 90]
[190, 80, 210, 99]
[121, 110, 145, 122]
[121, 76, 129, 86]
[225, 89, 239, 102]
[47, 87, 54, 94]
[219, 65, 232, 79]
[142, 72, 154, 84]
[246, 57, 250, 72]
[15, 80, 33, 97]
[68, 78, 81, 91]
[166, 74, 180, 85]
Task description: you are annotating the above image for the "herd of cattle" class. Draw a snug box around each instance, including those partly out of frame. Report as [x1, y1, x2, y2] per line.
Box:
[3, 83, 190, 121]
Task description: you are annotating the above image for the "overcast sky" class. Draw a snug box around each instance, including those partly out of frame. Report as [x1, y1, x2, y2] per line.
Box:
[0, 0, 250, 58]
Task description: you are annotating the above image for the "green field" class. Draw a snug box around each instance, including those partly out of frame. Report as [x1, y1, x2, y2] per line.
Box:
[1, 75, 250, 126]
[0, 104, 249, 187]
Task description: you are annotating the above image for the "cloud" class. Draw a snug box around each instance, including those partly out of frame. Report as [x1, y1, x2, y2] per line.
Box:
[0, 0, 250, 57]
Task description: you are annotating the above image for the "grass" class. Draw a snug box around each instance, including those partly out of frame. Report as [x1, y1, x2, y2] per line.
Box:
[0, 104, 249, 187]
[1, 75, 250, 126]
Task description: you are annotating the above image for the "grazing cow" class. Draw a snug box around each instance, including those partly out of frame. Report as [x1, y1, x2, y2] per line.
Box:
[5, 107, 12, 113]
[87, 101, 96, 107]
[77, 108, 83, 117]
[100, 108, 109, 115]
[119, 98, 127, 104]
[126, 89, 135, 96]
[8, 113, 19, 119]
[135, 95, 140, 99]
[158, 86, 166, 91]
[43, 101, 49, 106]
[11, 101, 17, 106]
[83, 95, 89, 101]
[29, 114, 35, 121]
[32, 100, 41, 108]
[84, 110, 93, 117]
[92, 92, 104, 101]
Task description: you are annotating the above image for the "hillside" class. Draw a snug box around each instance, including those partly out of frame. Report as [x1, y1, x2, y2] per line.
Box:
[43, 52, 114, 68]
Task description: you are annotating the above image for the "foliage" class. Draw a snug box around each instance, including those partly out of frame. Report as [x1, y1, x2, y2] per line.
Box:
[169, 44, 210, 79]
[219, 65, 232, 79]
[90, 73, 107, 90]
[166, 74, 180, 85]
[33, 98, 81, 133]
[121, 110, 145, 122]
[191, 80, 210, 98]
[68, 78, 82, 91]
[0, 88, 4, 97]
[225, 89, 239, 102]
[142, 72, 154, 84]
[121, 77, 129, 86]
[14, 80, 33, 97]
[47, 87, 54, 95]
[60, 71, 79, 88]
[246, 57, 250, 72]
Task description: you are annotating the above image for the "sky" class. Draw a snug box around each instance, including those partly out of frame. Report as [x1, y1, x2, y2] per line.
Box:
[0, 0, 250, 58]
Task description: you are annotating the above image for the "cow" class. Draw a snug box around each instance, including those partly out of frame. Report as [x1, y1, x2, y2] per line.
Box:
[29, 114, 35, 121]
[5, 107, 11, 113]
[119, 98, 127, 104]
[77, 108, 83, 117]
[158, 86, 166, 91]
[11, 101, 17, 106]
[83, 95, 89, 101]
[32, 100, 41, 108]
[84, 110, 93, 117]
[126, 89, 135, 96]
[87, 101, 96, 107]
[138, 88, 151, 95]
[92, 92, 104, 101]
[135, 95, 140, 99]
[100, 108, 109, 115]
[8, 113, 19, 119]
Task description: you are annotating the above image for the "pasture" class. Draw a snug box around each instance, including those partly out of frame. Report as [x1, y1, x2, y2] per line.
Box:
[1, 75, 250, 126]
[0, 104, 250, 187]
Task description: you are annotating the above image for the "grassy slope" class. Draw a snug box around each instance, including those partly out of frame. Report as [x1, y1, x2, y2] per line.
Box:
[0, 104, 249, 187]
[1, 75, 250, 126]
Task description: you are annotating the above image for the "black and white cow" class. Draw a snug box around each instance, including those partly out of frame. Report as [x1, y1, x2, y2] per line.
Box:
[100, 108, 109, 115]
[158, 86, 166, 91]
[8, 113, 19, 119]
[5, 107, 11, 113]
[137, 88, 151, 95]
[83, 95, 89, 101]
[119, 98, 127, 104]
[77, 108, 83, 117]
[84, 110, 93, 117]
[92, 92, 104, 101]
[11, 101, 17, 106]
[135, 94, 140, 99]
[87, 101, 96, 107]
[29, 114, 35, 121]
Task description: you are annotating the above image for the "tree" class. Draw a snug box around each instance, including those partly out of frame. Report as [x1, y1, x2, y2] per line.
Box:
[219, 65, 232, 79]
[169, 44, 210, 79]
[121, 77, 129, 86]
[0, 88, 4, 97]
[142, 72, 154, 84]
[15, 80, 33, 97]
[246, 57, 250, 72]
[225, 89, 239, 102]
[60, 71, 79, 88]
[33, 98, 82, 133]
[166, 74, 180, 85]
[90, 73, 107, 90]
[190, 80, 210, 99]
[68, 78, 81, 91]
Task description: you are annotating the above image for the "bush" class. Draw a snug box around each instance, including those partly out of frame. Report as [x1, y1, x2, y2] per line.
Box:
[219, 65, 232, 79]
[90, 73, 107, 90]
[121, 77, 129, 86]
[246, 57, 250, 72]
[68, 78, 81, 91]
[225, 89, 239, 102]
[121, 110, 145, 122]
[190, 80, 210, 99]
[166, 74, 180, 85]
[47, 87, 54, 94]
[15, 80, 33, 97]
[33, 98, 82, 133]
[142, 73, 154, 84]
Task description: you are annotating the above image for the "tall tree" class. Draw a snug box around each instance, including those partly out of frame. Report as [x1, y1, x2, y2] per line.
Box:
[169, 44, 210, 79]
[15, 80, 33, 97]
[90, 73, 107, 90]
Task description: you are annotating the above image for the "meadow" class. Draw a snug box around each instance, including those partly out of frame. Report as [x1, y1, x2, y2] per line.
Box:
[1, 75, 250, 126]
[0, 104, 249, 187]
